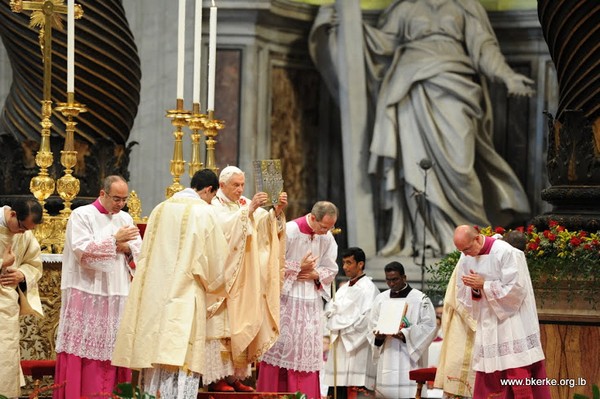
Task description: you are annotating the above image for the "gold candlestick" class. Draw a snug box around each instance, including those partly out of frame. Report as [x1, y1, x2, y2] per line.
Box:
[165, 98, 191, 198]
[202, 110, 224, 175]
[188, 102, 205, 177]
[55, 92, 86, 218]
[29, 100, 56, 216]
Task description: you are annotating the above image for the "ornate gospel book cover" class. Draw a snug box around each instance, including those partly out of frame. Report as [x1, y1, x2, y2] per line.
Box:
[253, 159, 284, 208]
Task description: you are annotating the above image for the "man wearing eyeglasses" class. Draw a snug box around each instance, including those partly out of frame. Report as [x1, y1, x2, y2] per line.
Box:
[1, 198, 43, 398]
[54, 175, 142, 399]
[257, 201, 340, 399]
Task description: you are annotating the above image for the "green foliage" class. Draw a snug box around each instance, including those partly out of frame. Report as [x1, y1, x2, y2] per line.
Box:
[573, 384, 600, 399]
[113, 383, 155, 399]
[426, 249, 461, 300]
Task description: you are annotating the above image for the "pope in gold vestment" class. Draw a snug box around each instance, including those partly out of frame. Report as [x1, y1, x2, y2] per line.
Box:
[203, 187, 285, 384]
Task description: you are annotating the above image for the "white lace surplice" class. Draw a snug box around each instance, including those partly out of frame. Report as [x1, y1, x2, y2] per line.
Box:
[55, 288, 127, 360]
[260, 222, 338, 372]
[56, 204, 142, 360]
[142, 366, 201, 399]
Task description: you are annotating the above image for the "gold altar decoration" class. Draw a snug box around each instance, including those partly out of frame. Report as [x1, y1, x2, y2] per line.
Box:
[188, 102, 206, 177]
[165, 98, 191, 198]
[20, 261, 62, 361]
[203, 109, 225, 175]
[32, 92, 87, 254]
[165, 103, 225, 196]
[29, 100, 56, 217]
[128, 190, 147, 224]
[12, 0, 85, 253]
[55, 92, 86, 217]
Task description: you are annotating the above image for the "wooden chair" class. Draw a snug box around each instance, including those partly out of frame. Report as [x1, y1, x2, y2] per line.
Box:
[20, 360, 56, 399]
[409, 367, 437, 399]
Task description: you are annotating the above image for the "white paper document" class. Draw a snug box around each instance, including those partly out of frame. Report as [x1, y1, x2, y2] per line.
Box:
[375, 299, 407, 334]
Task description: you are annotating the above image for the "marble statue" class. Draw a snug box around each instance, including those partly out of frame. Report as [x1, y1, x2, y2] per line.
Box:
[310, 0, 534, 255]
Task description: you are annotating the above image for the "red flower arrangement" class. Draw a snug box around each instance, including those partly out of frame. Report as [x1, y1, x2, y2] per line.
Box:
[429, 221, 600, 307]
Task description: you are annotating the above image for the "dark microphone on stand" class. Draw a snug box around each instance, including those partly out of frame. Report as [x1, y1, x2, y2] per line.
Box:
[419, 158, 433, 170]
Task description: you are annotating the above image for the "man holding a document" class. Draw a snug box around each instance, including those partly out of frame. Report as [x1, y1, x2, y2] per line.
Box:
[369, 261, 437, 398]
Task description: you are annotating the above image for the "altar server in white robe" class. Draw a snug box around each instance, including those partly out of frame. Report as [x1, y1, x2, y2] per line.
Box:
[368, 261, 437, 399]
[324, 247, 380, 398]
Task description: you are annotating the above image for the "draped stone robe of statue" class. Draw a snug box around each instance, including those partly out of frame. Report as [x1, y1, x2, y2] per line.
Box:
[310, 0, 533, 255]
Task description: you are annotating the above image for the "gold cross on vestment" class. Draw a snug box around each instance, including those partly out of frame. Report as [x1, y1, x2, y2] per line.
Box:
[10, 0, 83, 101]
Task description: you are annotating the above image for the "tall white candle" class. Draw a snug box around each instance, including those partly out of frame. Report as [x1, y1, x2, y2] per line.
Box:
[67, 0, 74, 93]
[192, 0, 203, 105]
[207, 1, 217, 111]
[177, 0, 186, 100]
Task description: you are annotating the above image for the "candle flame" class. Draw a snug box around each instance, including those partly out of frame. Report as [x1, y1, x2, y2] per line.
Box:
[212, 0, 216, 6]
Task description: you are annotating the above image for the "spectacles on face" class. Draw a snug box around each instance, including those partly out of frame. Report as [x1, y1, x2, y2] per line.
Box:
[386, 277, 402, 283]
[109, 195, 129, 204]
[317, 222, 335, 232]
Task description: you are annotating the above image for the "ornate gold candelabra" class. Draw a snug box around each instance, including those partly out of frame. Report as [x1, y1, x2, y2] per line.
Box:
[202, 110, 224, 175]
[29, 100, 56, 217]
[165, 99, 191, 198]
[12, 0, 84, 252]
[55, 92, 86, 217]
[33, 93, 86, 254]
[188, 102, 205, 177]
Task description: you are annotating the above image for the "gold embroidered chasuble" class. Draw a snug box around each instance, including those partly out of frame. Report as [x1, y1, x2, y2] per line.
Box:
[206, 192, 285, 373]
[112, 196, 228, 374]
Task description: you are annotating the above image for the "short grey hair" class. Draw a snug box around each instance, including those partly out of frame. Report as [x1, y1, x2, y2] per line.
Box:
[311, 201, 338, 221]
[219, 166, 244, 184]
[102, 175, 127, 193]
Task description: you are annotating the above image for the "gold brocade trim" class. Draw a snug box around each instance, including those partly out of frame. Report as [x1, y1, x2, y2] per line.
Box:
[177, 203, 193, 263]
[232, 350, 249, 368]
[223, 208, 249, 295]
[247, 333, 279, 364]
[456, 328, 475, 397]
[217, 338, 232, 362]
